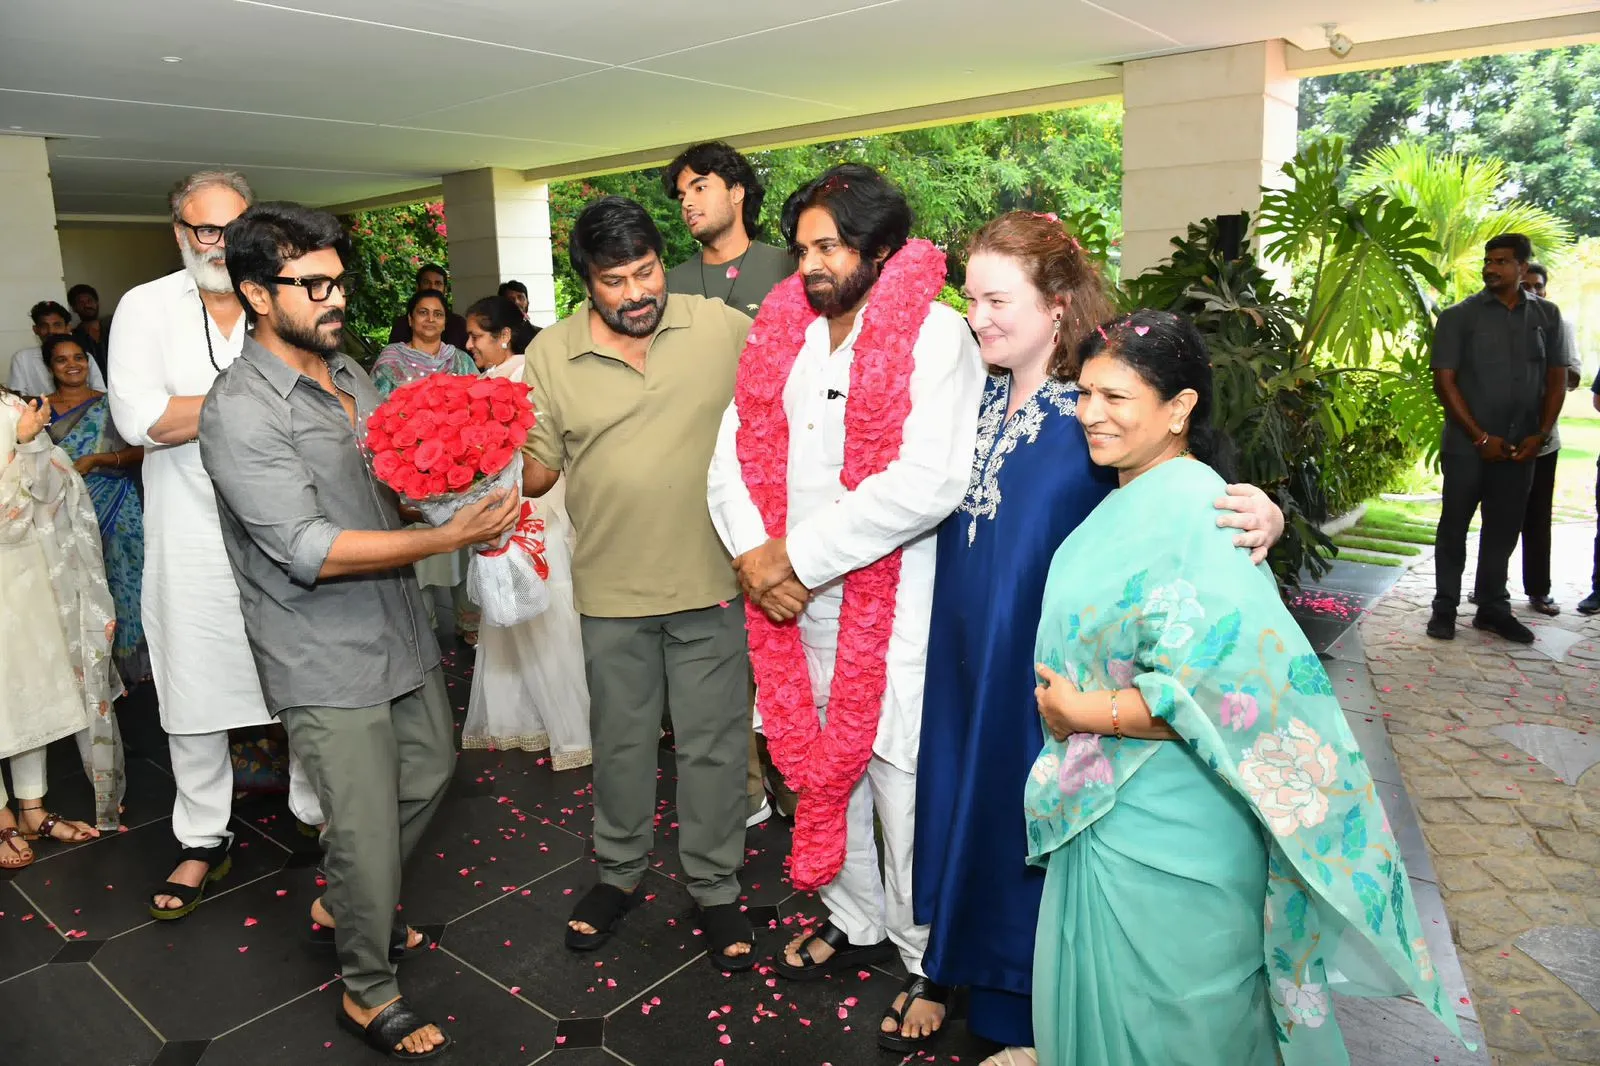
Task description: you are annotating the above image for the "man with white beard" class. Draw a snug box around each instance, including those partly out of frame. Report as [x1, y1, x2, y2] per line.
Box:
[109, 171, 322, 920]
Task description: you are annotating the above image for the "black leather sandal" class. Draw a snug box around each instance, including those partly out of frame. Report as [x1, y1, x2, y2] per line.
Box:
[564, 883, 638, 951]
[698, 902, 757, 973]
[148, 842, 231, 921]
[772, 919, 894, 981]
[309, 920, 423, 963]
[336, 998, 451, 1060]
[876, 973, 950, 1053]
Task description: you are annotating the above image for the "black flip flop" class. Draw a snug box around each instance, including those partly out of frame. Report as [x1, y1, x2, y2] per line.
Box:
[772, 919, 894, 981]
[698, 902, 757, 973]
[310, 920, 422, 963]
[148, 843, 231, 921]
[564, 883, 638, 951]
[876, 974, 950, 1053]
[336, 998, 451, 1060]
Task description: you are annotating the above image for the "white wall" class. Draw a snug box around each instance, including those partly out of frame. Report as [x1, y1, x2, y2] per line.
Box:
[442, 169, 557, 326]
[58, 223, 181, 322]
[0, 137, 66, 383]
[1120, 41, 1299, 280]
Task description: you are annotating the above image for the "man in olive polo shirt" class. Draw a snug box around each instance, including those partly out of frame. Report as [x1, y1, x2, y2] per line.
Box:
[1428, 232, 1568, 644]
[521, 196, 757, 970]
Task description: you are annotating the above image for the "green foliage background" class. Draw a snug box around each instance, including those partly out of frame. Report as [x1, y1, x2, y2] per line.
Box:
[1300, 45, 1600, 238]
[547, 103, 1124, 316]
[334, 44, 1599, 586]
[341, 201, 449, 343]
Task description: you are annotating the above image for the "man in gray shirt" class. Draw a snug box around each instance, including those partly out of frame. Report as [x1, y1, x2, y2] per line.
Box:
[200, 202, 517, 1060]
[664, 141, 795, 318]
[1428, 232, 1568, 644]
[1514, 263, 1581, 614]
[663, 141, 799, 827]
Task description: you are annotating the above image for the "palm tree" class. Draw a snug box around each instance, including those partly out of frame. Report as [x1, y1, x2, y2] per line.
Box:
[1351, 143, 1571, 302]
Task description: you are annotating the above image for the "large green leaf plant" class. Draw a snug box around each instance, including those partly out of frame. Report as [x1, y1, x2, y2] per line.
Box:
[1124, 138, 1445, 588]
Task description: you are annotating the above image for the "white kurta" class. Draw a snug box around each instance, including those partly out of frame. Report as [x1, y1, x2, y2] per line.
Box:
[107, 269, 272, 734]
[707, 300, 984, 772]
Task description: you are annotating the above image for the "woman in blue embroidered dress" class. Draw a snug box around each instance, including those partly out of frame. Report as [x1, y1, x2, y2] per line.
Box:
[913, 214, 1285, 1065]
[1026, 311, 1467, 1064]
[42, 335, 150, 685]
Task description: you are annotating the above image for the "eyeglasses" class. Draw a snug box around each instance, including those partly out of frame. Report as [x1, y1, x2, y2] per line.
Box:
[272, 274, 360, 301]
[179, 220, 228, 246]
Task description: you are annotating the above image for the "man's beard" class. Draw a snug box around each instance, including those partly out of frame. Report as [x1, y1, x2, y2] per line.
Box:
[692, 210, 734, 249]
[276, 307, 345, 358]
[180, 239, 233, 293]
[804, 258, 879, 317]
[596, 292, 665, 338]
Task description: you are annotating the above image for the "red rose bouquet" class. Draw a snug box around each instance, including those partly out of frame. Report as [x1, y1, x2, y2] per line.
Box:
[363, 374, 550, 626]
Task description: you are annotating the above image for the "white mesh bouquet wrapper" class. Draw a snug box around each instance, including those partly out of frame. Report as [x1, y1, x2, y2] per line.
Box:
[414, 453, 550, 627]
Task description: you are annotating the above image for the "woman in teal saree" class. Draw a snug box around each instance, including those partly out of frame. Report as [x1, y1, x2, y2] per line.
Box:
[43, 335, 150, 685]
[1026, 311, 1469, 1065]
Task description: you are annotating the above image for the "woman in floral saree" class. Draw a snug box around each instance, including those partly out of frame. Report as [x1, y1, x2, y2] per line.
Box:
[1026, 311, 1468, 1065]
[43, 334, 150, 685]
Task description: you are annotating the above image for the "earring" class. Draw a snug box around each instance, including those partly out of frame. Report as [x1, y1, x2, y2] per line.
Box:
[500, 341, 508, 349]
[1051, 317, 1061, 347]
[1170, 423, 1183, 434]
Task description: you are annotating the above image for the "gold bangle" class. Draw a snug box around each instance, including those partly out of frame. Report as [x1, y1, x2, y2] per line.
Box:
[1109, 690, 1122, 738]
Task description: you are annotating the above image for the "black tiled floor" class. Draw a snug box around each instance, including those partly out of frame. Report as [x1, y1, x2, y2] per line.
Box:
[443, 866, 706, 1019]
[96, 868, 343, 1042]
[199, 947, 559, 1066]
[8, 813, 287, 940]
[8, 961, 165, 1066]
[403, 794, 591, 927]
[0, 881, 63, 981]
[6, 633, 1470, 1065]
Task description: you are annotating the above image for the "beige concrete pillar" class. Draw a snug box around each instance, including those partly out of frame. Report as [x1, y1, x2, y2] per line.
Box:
[0, 137, 66, 382]
[1120, 41, 1299, 280]
[441, 168, 557, 327]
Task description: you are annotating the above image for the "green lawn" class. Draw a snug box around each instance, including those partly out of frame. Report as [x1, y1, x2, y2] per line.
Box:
[1333, 534, 1423, 556]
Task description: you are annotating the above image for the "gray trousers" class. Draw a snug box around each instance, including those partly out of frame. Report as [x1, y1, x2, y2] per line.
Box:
[280, 669, 454, 1010]
[1434, 449, 1538, 615]
[580, 600, 751, 906]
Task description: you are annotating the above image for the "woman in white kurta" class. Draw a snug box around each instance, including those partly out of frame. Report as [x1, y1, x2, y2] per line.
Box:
[0, 391, 120, 866]
[459, 297, 591, 769]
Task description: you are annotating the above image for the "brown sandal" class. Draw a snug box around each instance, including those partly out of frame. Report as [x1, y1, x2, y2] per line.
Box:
[0, 826, 34, 869]
[18, 808, 96, 844]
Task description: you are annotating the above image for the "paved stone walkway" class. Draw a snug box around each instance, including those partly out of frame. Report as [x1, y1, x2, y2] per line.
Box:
[1359, 521, 1600, 1065]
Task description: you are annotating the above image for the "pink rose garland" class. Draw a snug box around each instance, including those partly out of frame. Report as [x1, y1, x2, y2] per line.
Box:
[734, 238, 946, 889]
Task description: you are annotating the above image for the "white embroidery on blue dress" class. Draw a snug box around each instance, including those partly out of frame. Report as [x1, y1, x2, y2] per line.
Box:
[959, 377, 1079, 546]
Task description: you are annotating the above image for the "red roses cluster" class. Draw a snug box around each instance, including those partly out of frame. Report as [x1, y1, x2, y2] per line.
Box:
[365, 374, 536, 500]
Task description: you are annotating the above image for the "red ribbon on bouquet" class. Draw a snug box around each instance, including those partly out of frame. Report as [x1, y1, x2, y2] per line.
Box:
[481, 500, 550, 580]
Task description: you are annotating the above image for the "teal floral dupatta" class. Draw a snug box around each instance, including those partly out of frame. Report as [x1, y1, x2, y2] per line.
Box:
[1025, 457, 1469, 1060]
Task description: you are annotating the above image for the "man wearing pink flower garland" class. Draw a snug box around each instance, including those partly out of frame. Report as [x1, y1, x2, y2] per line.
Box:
[707, 164, 985, 1054]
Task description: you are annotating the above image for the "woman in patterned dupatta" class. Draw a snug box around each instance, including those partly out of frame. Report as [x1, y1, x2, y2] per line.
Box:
[0, 387, 124, 853]
[43, 335, 150, 685]
[1026, 311, 1469, 1065]
[372, 288, 481, 643]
